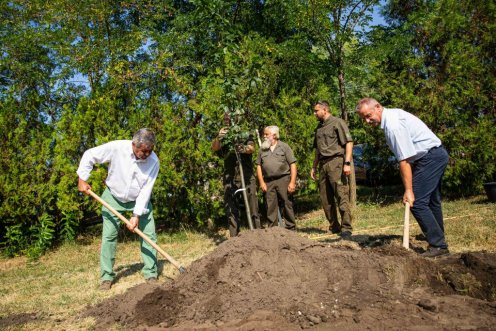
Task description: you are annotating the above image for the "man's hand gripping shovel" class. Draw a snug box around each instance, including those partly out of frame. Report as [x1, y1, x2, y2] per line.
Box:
[86, 189, 186, 274]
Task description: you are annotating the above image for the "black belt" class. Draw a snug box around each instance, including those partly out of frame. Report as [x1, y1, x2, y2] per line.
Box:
[264, 174, 289, 182]
[319, 155, 343, 165]
[429, 145, 443, 152]
[412, 145, 444, 165]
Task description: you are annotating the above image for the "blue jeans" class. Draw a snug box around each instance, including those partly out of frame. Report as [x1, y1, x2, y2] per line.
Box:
[411, 146, 449, 249]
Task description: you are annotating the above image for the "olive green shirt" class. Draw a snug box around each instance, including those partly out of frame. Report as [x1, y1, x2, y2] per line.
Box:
[256, 141, 296, 179]
[217, 139, 255, 184]
[313, 116, 353, 159]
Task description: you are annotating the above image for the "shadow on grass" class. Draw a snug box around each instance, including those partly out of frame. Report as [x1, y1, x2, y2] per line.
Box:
[468, 195, 496, 205]
[297, 226, 328, 236]
[318, 237, 342, 244]
[294, 193, 322, 215]
[114, 259, 170, 283]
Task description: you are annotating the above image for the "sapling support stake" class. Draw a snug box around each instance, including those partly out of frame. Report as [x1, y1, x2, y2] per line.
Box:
[235, 149, 254, 230]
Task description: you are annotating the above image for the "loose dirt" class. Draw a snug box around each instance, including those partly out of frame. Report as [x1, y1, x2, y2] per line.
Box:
[84, 227, 496, 330]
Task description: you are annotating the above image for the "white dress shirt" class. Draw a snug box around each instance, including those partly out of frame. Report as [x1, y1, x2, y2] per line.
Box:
[381, 108, 441, 162]
[76, 140, 160, 216]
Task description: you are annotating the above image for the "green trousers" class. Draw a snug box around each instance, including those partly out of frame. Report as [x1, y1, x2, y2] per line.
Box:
[100, 188, 158, 281]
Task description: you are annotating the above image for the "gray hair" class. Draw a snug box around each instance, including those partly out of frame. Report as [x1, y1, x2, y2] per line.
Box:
[355, 97, 380, 112]
[132, 128, 156, 148]
[265, 125, 280, 139]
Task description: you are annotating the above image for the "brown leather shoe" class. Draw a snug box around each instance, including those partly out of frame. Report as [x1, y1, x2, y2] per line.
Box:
[421, 247, 449, 258]
[99, 280, 112, 291]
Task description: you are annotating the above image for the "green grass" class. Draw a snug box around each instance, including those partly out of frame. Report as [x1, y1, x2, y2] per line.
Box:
[1, 190, 495, 330]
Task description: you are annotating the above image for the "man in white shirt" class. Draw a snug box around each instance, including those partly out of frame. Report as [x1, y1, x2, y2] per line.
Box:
[356, 98, 449, 258]
[77, 128, 160, 290]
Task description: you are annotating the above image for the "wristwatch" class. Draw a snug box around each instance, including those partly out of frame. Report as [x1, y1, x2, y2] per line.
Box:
[344, 161, 351, 166]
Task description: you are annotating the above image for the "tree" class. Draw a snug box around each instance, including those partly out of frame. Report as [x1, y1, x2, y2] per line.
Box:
[305, 0, 378, 121]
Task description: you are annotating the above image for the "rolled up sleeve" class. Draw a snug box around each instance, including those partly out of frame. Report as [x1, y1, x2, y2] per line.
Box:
[76, 143, 114, 180]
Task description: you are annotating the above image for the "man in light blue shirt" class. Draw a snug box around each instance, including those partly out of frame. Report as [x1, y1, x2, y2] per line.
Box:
[356, 98, 449, 258]
[77, 128, 160, 290]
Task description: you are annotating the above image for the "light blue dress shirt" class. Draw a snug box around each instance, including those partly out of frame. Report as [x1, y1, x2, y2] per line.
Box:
[380, 108, 441, 162]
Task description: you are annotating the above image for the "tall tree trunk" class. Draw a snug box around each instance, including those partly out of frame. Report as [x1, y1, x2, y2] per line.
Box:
[337, 65, 347, 121]
[336, 59, 356, 208]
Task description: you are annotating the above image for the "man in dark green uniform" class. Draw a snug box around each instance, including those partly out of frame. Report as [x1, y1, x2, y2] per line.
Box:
[212, 114, 261, 237]
[256, 126, 297, 230]
[311, 101, 354, 238]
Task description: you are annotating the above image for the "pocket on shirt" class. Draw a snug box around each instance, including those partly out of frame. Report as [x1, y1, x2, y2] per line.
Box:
[260, 152, 270, 164]
[275, 150, 286, 162]
[317, 131, 336, 151]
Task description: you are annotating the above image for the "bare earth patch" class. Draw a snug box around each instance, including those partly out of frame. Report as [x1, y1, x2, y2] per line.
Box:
[0, 313, 40, 329]
[83, 227, 496, 330]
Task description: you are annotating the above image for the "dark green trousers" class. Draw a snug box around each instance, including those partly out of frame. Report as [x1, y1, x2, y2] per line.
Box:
[265, 175, 296, 230]
[224, 176, 261, 237]
[318, 157, 352, 232]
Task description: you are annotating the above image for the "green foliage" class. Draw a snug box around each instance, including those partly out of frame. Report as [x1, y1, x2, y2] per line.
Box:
[26, 213, 56, 260]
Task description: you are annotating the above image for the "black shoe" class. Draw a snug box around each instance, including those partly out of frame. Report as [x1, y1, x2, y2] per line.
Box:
[328, 227, 341, 234]
[421, 247, 449, 258]
[340, 231, 352, 240]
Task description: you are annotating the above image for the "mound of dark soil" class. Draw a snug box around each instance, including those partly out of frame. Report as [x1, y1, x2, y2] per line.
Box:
[84, 228, 496, 330]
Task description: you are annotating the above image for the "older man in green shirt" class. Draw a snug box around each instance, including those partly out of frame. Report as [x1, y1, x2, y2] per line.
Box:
[256, 126, 297, 230]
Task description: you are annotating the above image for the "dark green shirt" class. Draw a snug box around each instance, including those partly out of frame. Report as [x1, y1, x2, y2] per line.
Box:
[313, 116, 353, 158]
[256, 141, 296, 179]
[217, 139, 255, 184]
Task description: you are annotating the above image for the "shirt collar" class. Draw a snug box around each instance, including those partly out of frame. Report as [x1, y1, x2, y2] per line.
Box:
[320, 115, 333, 126]
[129, 142, 146, 163]
[380, 107, 388, 130]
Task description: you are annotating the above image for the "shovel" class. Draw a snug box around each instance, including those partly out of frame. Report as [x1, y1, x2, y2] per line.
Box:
[403, 202, 410, 250]
[87, 189, 186, 273]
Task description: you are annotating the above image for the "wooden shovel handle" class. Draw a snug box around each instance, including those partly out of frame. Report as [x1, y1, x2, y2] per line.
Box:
[87, 189, 186, 273]
[403, 202, 410, 250]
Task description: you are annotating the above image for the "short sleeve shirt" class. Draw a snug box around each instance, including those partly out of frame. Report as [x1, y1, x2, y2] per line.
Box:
[256, 141, 296, 179]
[313, 116, 353, 158]
[381, 108, 441, 162]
